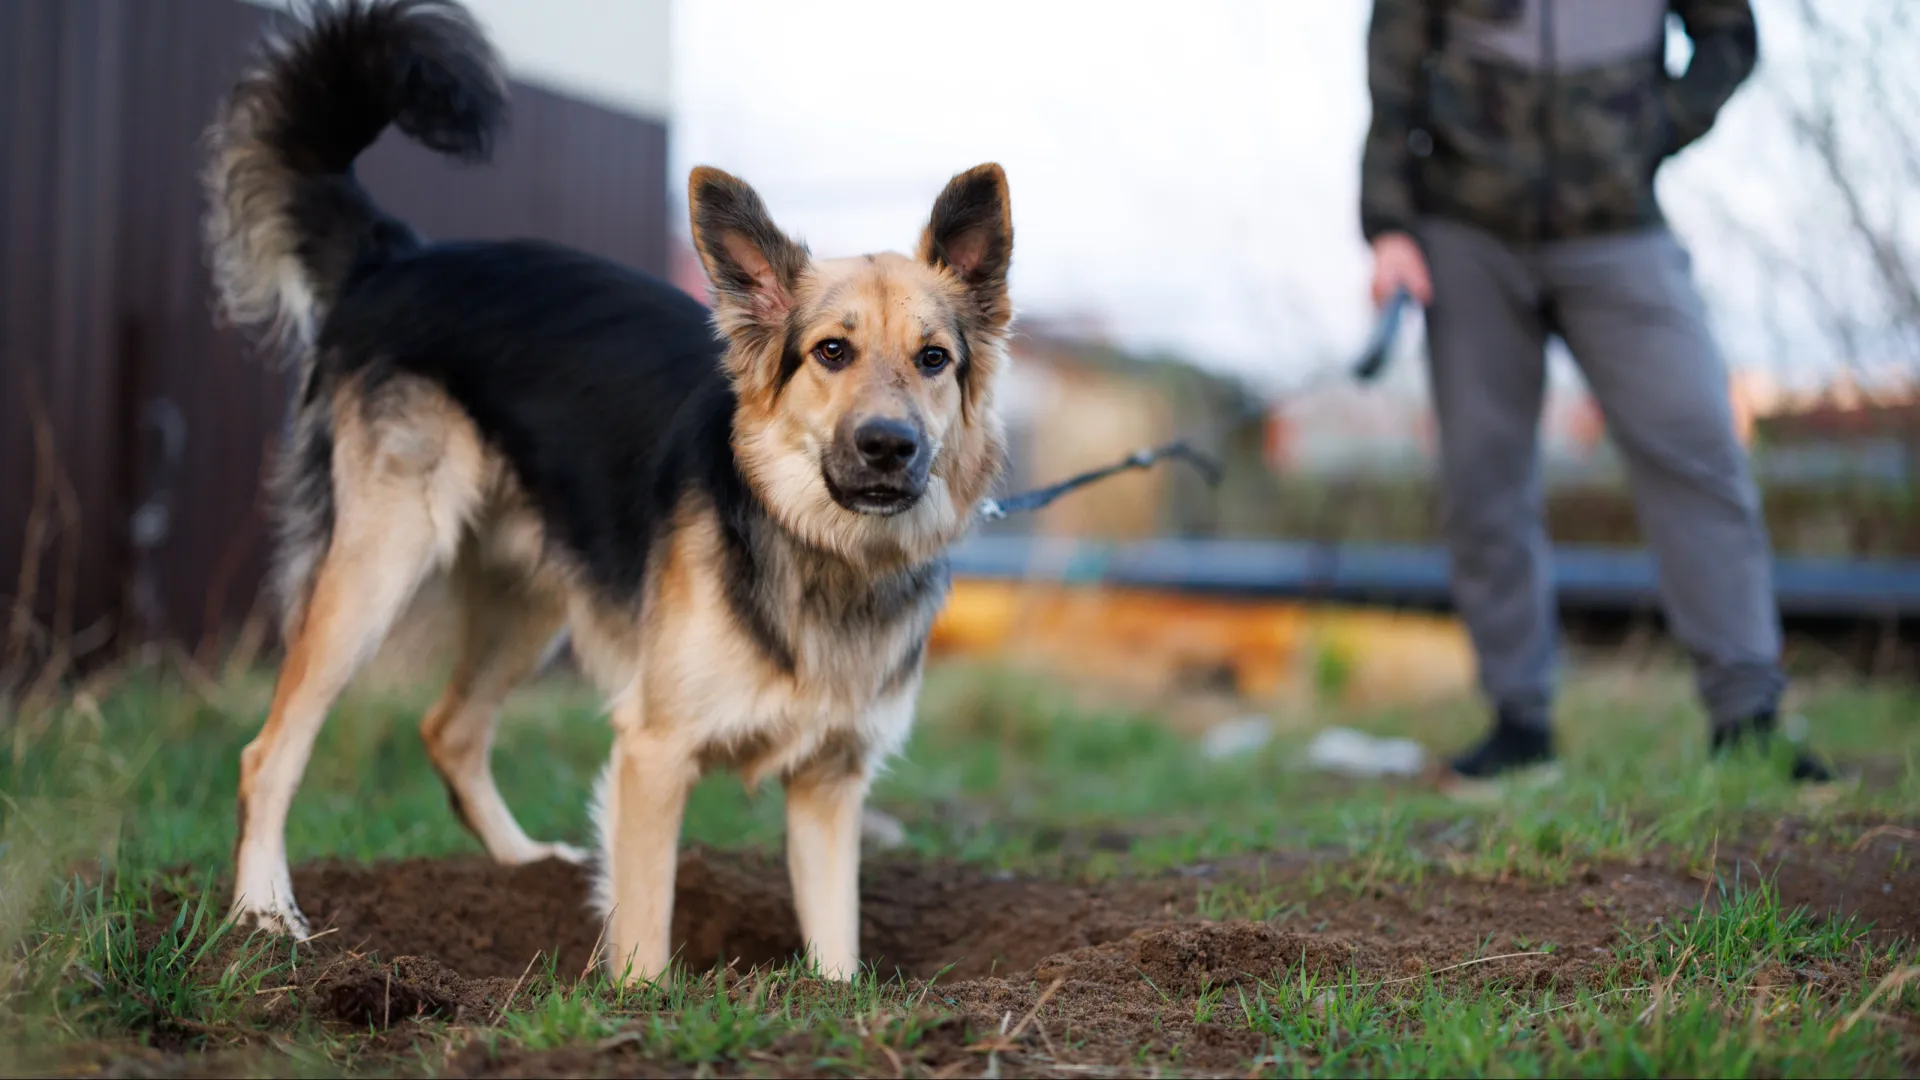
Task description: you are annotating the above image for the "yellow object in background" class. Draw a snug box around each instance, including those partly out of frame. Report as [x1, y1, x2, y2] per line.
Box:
[929, 579, 1474, 711]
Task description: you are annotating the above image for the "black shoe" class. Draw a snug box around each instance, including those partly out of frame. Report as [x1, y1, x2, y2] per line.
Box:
[1711, 711, 1835, 783]
[1449, 712, 1555, 780]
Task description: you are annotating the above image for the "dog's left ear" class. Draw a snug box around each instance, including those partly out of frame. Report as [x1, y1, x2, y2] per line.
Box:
[918, 163, 1013, 331]
[688, 166, 809, 369]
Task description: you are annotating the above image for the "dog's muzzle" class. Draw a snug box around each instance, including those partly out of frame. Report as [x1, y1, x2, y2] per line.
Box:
[824, 416, 930, 516]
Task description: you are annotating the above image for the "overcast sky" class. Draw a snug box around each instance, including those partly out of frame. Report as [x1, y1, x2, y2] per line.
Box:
[670, 2, 1907, 394]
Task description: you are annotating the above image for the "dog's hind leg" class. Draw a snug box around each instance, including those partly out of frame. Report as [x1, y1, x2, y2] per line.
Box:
[232, 520, 439, 936]
[419, 557, 582, 865]
[233, 396, 472, 937]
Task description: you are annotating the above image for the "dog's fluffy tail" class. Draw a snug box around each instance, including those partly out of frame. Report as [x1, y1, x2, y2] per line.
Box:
[204, 0, 506, 356]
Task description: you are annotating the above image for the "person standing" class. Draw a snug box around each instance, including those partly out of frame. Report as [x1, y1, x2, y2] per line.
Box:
[1360, 0, 1829, 781]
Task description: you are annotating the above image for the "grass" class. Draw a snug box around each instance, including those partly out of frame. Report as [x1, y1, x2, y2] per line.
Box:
[904, 659, 1920, 883]
[1225, 877, 1914, 1078]
[1, 650, 1916, 1076]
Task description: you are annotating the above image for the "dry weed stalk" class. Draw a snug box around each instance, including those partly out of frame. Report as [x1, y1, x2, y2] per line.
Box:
[5, 376, 86, 719]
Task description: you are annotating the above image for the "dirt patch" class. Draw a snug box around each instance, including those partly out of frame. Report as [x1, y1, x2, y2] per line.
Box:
[1748, 823, 1920, 944]
[262, 834, 1919, 1003]
[298, 953, 531, 1029]
[121, 831, 1918, 1077]
[278, 847, 1725, 992]
[305, 956, 464, 1027]
[290, 857, 601, 981]
[281, 849, 1174, 984]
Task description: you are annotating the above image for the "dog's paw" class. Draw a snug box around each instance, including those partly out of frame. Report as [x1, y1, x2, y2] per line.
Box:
[810, 955, 862, 982]
[538, 841, 592, 866]
[232, 902, 312, 940]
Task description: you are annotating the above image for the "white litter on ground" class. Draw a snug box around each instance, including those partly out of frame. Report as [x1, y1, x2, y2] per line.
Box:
[1304, 726, 1427, 778]
[861, 808, 908, 850]
[1200, 715, 1275, 761]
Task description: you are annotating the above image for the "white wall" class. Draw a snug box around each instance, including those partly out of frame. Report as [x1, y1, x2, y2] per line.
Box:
[240, 0, 671, 123]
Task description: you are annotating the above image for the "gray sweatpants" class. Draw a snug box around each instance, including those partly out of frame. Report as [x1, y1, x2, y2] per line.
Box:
[1418, 217, 1784, 729]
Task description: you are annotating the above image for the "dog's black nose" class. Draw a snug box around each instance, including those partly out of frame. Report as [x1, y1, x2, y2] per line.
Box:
[853, 418, 920, 470]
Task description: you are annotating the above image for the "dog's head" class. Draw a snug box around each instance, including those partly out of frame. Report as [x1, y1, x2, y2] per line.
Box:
[689, 164, 1012, 567]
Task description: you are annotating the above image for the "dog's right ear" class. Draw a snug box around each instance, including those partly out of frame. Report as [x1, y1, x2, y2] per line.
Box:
[688, 167, 808, 360]
[919, 163, 1013, 332]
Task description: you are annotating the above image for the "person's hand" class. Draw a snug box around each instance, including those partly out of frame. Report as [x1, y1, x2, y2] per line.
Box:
[1369, 231, 1432, 308]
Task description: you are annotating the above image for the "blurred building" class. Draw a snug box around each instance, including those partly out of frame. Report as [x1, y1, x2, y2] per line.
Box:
[1751, 382, 1920, 486]
[1261, 350, 1612, 484]
[995, 319, 1268, 540]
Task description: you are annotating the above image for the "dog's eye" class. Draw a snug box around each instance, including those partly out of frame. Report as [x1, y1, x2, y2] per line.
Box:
[917, 346, 951, 374]
[812, 339, 850, 369]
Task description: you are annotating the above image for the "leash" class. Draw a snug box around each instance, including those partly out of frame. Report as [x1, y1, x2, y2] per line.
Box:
[976, 287, 1415, 521]
[976, 440, 1223, 521]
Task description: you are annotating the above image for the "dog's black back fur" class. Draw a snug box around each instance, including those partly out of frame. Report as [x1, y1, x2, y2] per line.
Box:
[320, 240, 738, 601]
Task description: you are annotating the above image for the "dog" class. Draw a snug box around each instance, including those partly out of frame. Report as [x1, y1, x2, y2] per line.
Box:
[204, 0, 1010, 982]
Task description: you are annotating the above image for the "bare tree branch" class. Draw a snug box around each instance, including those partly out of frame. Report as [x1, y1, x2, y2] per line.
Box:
[1715, 0, 1920, 379]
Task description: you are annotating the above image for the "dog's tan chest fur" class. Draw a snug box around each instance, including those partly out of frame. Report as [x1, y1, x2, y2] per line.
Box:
[628, 508, 928, 789]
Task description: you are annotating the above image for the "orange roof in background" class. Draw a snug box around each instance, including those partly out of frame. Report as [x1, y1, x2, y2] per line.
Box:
[1737, 368, 1919, 426]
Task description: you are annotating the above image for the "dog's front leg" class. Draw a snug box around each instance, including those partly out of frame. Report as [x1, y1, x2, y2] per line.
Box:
[783, 763, 868, 980]
[595, 702, 698, 985]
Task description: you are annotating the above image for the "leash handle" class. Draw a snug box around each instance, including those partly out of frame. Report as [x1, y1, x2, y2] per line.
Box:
[1352, 286, 1413, 383]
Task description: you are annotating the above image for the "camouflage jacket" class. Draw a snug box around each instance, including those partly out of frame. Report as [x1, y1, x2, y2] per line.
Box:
[1360, 0, 1757, 244]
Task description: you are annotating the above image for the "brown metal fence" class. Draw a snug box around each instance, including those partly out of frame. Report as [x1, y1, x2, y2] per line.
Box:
[1, 0, 669, 673]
